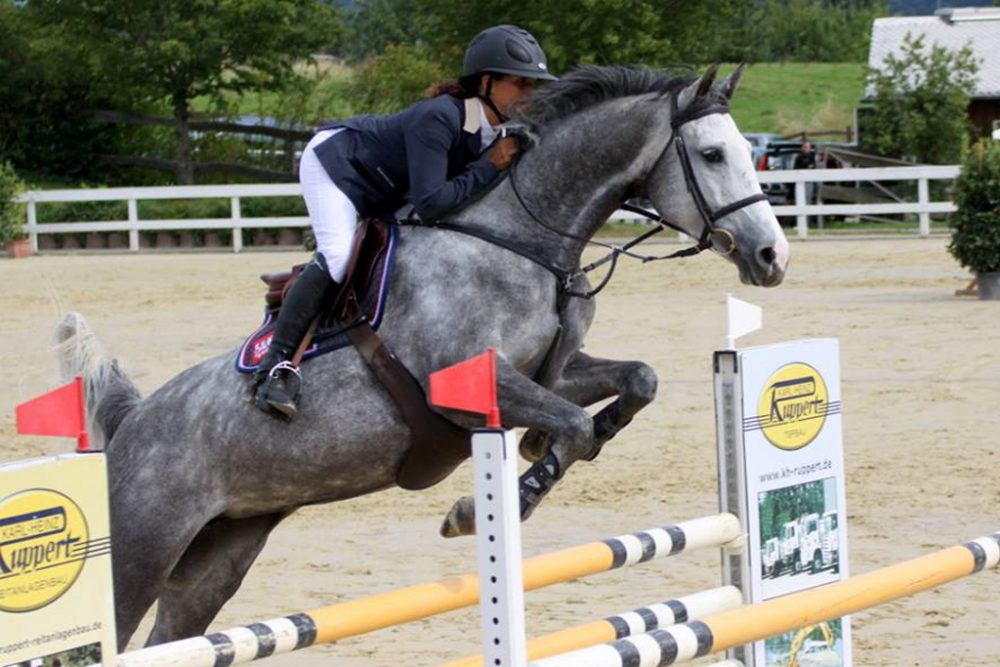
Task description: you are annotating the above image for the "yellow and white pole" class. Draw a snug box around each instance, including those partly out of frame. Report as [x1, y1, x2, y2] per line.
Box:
[117, 513, 742, 667]
[439, 586, 743, 667]
[529, 533, 1000, 666]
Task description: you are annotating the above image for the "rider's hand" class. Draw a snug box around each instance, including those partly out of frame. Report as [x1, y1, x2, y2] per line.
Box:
[488, 136, 519, 171]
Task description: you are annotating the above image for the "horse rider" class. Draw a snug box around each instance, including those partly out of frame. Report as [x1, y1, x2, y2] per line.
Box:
[252, 24, 558, 419]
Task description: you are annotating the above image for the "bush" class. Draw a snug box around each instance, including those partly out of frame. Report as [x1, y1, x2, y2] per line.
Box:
[948, 140, 1000, 274]
[864, 34, 978, 164]
[0, 162, 26, 243]
[36, 198, 127, 223]
[349, 43, 452, 115]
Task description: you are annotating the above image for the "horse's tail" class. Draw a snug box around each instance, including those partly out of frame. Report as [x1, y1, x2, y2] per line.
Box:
[54, 312, 142, 449]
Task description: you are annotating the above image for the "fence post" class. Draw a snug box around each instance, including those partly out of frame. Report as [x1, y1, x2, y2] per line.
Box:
[128, 199, 139, 251]
[231, 196, 243, 253]
[26, 198, 37, 254]
[795, 180, 808, 239]
[918, 178, 930, 237]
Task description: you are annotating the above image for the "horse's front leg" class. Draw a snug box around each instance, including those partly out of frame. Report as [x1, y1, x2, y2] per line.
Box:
[440, 357, 595, 538]
[520, 351, 657, 462]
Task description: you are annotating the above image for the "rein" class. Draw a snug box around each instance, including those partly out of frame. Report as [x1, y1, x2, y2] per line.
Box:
[406, 88, 770, 302]
[500, 92, 768, 299]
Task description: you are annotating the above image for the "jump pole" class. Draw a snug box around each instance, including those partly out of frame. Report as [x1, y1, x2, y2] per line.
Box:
[438, 586, 743, 667]
[116, 513, 742, 667]
[529, 532, 1000, 666]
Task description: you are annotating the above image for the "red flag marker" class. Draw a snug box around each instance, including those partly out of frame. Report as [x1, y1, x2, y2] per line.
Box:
[429, 348, 500, 428]
[16, 376, 90, 451]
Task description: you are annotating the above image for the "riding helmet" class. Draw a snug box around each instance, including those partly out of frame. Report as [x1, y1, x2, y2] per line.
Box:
[462, 25, 558, 81]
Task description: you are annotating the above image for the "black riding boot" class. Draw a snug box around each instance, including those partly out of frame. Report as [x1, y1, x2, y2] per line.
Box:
[253, 256, 338, 419]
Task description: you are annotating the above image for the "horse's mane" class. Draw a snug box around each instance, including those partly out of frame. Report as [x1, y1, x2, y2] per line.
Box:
[518, 64, 728, 127]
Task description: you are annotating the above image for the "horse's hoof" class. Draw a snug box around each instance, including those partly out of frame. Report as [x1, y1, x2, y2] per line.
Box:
[518, 429, 551, 463]
[440, 496, 476, 538]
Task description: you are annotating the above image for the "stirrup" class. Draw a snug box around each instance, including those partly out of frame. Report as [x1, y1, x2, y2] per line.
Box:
[268, 360, 302, 383]
[255, 361, 303, 418]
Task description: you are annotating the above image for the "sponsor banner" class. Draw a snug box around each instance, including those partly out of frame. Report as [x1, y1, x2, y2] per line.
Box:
[0, 454, 116, 667]
[716, 338, 851, 667]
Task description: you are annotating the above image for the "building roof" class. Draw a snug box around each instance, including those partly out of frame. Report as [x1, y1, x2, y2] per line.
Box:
[867, 7, 1000, 99]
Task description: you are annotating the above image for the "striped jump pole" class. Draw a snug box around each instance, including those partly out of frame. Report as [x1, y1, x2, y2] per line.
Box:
[439, 586, 743, 667]
[117, 513, 742, 667]
[530, 531, 1000, 667]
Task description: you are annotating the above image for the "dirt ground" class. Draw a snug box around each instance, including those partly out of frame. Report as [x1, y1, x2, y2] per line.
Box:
[1, 237, 998, 666]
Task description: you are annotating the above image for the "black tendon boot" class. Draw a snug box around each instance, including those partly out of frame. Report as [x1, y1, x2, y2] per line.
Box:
[253, 256, 338, 419]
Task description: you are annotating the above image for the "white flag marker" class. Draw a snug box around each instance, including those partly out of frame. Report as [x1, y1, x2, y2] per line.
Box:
[725, 294, 762, 349]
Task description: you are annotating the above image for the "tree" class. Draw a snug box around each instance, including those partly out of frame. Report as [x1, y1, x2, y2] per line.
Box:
[864, 33, 979, 164]
[28, 0, 340, 183]
[346, 0, 743, 74]
[0, 2, 136, 182]
[718, 0, 886, 63]
[342, 0, 885, 69]
[340, 0, 426, 62]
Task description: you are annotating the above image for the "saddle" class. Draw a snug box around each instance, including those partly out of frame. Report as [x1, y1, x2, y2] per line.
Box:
[239, 220, 470, 491]
[236, 222, 395, 371]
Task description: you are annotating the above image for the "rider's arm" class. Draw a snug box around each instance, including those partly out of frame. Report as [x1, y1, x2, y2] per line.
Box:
[404, 101, 499, 221]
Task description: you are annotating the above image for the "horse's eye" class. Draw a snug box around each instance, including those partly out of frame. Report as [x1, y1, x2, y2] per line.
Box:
[702, 147, 724, 163]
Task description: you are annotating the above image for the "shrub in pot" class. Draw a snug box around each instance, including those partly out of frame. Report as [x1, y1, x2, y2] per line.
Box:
[948, 140, 1000, 300]
[0, 162, 29, 258]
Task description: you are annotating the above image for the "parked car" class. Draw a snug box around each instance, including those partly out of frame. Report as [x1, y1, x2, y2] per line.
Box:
[758, 140, 806, 206]
[742, 132, 781, 166]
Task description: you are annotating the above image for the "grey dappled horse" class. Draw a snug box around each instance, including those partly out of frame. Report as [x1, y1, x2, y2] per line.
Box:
[56, 65, 789, 648]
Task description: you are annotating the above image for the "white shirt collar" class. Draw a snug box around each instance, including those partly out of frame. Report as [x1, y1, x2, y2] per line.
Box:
[478, 103, 498, 151]
[463, 97, 498, 151]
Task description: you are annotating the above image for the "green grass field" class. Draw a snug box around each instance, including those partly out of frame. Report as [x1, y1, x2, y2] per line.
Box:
[196, 60, 868, 138]
[725, 62, 867, 137]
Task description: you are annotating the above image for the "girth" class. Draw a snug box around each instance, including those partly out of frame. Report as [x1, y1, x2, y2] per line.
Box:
[343, 300, 471, 491]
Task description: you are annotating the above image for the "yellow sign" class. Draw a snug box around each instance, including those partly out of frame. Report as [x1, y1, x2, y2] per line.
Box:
[0, 454, 116, 667]
[0, 488, 89, 612]
[756, 362, 829, 450]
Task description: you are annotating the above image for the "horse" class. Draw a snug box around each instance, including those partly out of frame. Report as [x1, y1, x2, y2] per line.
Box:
[56, 64, 789, 649]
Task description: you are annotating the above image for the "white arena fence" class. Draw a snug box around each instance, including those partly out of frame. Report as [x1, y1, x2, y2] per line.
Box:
[14, 166, 960, 253]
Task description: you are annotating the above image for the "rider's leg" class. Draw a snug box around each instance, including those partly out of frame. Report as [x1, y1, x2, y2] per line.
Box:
[301, 128, 357, 286]
[253, 129, 356, 418]
[254, 255, 338, 417]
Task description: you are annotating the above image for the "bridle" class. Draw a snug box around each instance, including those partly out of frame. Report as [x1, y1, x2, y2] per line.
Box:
[504, 90, 769, 298]
[414, 87, 769, 301]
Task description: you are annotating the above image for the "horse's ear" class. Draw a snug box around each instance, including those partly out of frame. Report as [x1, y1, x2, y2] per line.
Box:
[677, 63, 720, 112]
[697, 63, 720, 98]
[720, 63, 746, 100]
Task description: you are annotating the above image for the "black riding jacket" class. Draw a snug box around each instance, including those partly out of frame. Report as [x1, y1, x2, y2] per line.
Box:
[315, 95, 499, 221]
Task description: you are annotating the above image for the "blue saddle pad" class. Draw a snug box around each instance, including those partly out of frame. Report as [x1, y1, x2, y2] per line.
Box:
[235, 224, 398, 373]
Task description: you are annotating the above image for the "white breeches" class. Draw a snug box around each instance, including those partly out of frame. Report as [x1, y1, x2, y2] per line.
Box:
[299, 129, 357, 283]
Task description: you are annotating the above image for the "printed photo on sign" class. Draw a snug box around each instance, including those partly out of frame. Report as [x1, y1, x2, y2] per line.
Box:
[2, 641, 102, 667]
[764, 618, 845, 667]
[758, 477, 840, 598]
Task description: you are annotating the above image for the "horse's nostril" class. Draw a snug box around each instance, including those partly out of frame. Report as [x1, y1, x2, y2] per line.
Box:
[759, 246, 776, 267]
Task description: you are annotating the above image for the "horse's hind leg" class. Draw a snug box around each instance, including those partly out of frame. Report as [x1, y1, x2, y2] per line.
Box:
[145, 512, 287, 646]
[441, 358, 596, 537]
[520, 351, 657, 461]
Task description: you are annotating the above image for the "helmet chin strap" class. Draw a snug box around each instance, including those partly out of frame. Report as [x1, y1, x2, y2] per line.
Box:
[479, 75, 509, 124]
